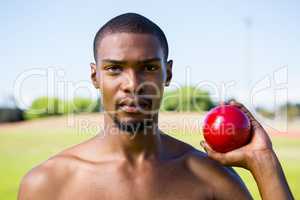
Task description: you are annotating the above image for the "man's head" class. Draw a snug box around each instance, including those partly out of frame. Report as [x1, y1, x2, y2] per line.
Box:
[90, 13, 173, 134]
[93, 13, 169, 63]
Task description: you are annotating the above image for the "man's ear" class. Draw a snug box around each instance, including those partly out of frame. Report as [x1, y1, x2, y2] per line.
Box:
[165, 60, 173, 86]
[90, 63, 100, 89]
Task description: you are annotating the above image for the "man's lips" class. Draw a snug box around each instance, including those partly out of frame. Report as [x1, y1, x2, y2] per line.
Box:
[118, 98, 151, 113]
[120, 105, 140, 113]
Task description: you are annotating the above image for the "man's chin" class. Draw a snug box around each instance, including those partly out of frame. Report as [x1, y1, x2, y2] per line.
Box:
[112, 117, 154, 134]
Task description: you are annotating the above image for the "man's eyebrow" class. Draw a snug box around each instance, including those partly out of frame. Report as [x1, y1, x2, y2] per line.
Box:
[101, 59, 127, 65]
[137, 58, 162, 64]
[101, 58, 162, 65]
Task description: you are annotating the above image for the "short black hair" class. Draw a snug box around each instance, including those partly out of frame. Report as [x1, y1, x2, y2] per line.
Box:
[93, 13, 169, 62]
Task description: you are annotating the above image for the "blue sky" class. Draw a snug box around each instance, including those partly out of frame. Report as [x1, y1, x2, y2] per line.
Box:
[1, 0, 299, 109]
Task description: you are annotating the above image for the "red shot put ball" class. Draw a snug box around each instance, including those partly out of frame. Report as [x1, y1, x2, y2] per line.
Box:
[202, 105, 251, 153]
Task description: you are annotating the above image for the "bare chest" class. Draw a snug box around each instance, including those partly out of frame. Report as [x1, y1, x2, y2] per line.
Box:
[58, 164, 212, 200]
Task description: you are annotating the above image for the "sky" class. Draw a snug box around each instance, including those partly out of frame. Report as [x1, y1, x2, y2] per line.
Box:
[0, 0, 299, 110]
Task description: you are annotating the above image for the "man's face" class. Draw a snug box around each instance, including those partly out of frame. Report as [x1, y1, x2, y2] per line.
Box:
[91, 33, 172, 131]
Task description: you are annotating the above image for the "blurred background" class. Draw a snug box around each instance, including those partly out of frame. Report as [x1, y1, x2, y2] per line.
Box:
[0, 0, 299, 199]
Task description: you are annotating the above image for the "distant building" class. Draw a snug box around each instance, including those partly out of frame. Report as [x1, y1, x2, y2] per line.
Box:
[0, 94, 24, 123]
[0, 108, 24, 123]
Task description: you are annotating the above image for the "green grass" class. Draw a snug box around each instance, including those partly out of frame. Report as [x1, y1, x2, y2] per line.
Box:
[1, 129, 299, 199]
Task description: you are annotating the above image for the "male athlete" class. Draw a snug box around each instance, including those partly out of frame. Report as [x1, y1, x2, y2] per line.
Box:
[18, 13, 293, 200]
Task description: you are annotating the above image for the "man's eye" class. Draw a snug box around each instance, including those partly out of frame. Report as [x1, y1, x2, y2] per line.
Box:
[106, 66, 122, 73]
[144, 65, 158, 71]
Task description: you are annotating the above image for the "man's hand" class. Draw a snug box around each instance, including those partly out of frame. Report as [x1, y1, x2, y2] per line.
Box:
[200, 100, 272, 169]
[200, 100, 294, 200]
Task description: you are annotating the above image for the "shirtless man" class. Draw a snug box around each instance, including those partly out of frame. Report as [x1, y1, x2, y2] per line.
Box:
[18, 13, 293, 200]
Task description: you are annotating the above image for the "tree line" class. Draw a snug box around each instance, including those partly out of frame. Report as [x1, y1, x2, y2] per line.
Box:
[0, 86, 299, 122]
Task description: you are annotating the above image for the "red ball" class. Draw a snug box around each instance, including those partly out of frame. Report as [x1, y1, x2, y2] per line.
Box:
[202, 105, 251, 153]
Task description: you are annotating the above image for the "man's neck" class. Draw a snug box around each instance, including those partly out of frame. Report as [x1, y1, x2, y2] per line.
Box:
[98, 114, 164, 165]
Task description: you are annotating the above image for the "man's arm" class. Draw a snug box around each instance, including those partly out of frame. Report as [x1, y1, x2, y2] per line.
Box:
[247, 149, 293, 200]
[201, 100, 294, 200]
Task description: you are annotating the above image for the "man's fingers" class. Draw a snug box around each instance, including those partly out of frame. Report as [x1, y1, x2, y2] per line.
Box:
[201, 141, 248, 167]
[200, 141, 227, 165]
[228, 100, 253, 116]
[228, 100, 262, 131]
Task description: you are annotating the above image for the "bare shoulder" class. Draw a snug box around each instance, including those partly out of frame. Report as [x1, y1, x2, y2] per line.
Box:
[18, 136, 106, 200]
[160, 133, 195, 156]
[18, 153, 80, 200]
[161, 133, 251, 199]
[184, 149, 252, 199]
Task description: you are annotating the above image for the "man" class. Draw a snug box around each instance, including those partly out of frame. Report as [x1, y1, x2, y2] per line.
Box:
[18, 13, 293, 200]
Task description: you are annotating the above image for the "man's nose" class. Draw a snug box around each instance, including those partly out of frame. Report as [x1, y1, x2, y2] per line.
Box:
[121, 70, 144, 94]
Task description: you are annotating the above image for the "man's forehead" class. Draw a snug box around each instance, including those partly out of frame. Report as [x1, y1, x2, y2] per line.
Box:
[97, 32, 164, 61]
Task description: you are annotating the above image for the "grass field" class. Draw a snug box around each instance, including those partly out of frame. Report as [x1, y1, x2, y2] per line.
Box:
[0, 114, 299, 200]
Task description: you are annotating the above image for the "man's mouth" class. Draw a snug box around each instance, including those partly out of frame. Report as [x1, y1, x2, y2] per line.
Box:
[120, 105, 140, 113]
[118, 98, 151, 114]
